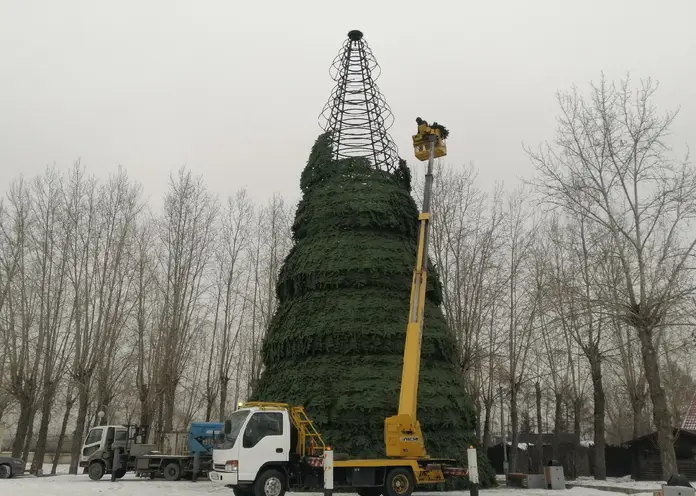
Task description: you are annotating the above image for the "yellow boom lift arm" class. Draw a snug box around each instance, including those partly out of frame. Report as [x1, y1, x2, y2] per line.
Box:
[384, 117, 447, 458]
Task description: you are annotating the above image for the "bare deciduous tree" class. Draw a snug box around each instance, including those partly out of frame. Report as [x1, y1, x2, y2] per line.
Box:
[91, 169, 143, 424]
[156, 167, 217, 431]
[608, 310, 650, 440]
[51, 384, 75, 474]
[547, 215, 608, 479]
[65, 164, 142, 472]
[501, 186, 539, 473]
[429, 163, 506, 430]
[3, 176, 42, 458]
[213, 189, 253, 421]
[0, 184, 26, 422]
[527, 74, 696, 478]
[133, 215, 159, 430]
[64, 163, 100, 473]
[245, 194, 291, 394]
[28, 168, 72, 475]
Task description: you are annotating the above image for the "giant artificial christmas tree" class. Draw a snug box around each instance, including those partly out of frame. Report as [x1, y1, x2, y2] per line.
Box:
[251, 30, 494, 488]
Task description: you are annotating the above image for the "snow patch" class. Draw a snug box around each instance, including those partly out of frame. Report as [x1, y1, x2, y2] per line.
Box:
[572, 475, 663, 491]
[507, 441, 532, 450]
[3, 469, 664, 496]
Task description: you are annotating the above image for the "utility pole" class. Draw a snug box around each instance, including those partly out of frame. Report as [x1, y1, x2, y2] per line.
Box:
[499, 386, 508, 474]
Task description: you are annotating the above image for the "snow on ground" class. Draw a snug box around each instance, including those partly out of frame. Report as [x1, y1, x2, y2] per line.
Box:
[2, 466, 664, 496]
[571, 476, 663, 492]
[3, 472, 232, 495]
[1, 469, 661, 496]
[0, 476, 660, 496]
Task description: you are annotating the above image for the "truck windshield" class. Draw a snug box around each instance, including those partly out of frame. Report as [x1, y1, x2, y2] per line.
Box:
[215, 409, 250, 449]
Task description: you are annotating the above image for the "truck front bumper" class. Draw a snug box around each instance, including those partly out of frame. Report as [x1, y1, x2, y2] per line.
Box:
[209, 470, 238, 485]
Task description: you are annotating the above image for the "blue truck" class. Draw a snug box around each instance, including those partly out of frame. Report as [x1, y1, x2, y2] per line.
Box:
[79, 422, 223, 481]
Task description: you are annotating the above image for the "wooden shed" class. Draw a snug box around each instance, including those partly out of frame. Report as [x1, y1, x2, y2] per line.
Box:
[486, 442, 534, 474]
[625, 428, 696, 481]
[517, 433, 592, 478]
[486, 434, 594, 478]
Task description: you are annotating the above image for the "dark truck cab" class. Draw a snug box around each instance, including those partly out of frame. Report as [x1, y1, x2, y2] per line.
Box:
[80, 422, 222, 481]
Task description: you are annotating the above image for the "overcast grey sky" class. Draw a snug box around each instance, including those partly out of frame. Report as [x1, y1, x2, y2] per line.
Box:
[1, 0, 694, 208]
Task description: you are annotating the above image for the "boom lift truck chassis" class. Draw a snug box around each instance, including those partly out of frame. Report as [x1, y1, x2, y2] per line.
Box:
[209, 119, 468, 496]
[80, 422, 223, 481]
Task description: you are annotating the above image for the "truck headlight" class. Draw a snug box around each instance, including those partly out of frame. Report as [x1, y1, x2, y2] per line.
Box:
[225, 460, 238, 473]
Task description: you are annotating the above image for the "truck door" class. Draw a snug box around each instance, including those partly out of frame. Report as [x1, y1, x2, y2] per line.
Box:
[238, 411, 289, 483]
[81, 427, 105, 462]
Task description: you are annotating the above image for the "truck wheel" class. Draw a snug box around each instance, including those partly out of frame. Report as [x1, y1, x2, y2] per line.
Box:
[254, 468, 286, 496]
[0, 464, 11, 479]
[384, 468, 414, 496]
[88, 461, 105, 481]
[163, 461, 182, 481]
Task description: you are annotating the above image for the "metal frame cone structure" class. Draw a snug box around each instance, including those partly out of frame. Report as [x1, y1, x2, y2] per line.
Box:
[318, 29, 400, 173]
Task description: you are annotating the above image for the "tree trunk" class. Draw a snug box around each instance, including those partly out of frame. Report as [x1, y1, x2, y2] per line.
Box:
[535, 381, 544, 473]
[30, 384, 56, 475]
[232, 362, 242, 412]
[552, 392, 562, 461]
[52, 394, 75, 475]
[638, 325, 678, 480]
[68, 387, 90, 474]
[22, 408, 36, 463]
[474, 395, 482, 441]
[163, 383, 176, 432]
[11, 399, 32, 457]
[631, 394, 643, 440]
[589, 357, 606, 480]
[205, 395, 214, 422]
[138, 383, 153, 433]
[219, 377, 230, 422]
[572, 399, 581, 480]
[482, 400, 493, 448]
[509, 385, 519, 473]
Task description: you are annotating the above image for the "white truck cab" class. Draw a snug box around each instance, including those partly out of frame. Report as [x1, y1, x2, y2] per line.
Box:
[208, 402, 462, 496]
[79, 423, 156, 481]
[209, 406, 291, 488]
[79, 425, 129, 467]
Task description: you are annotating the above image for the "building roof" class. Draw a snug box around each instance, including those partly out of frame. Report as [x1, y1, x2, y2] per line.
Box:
[683, 393, 696, 431]
[518, 433, 577, 445]
[625, 428, 696, 445]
